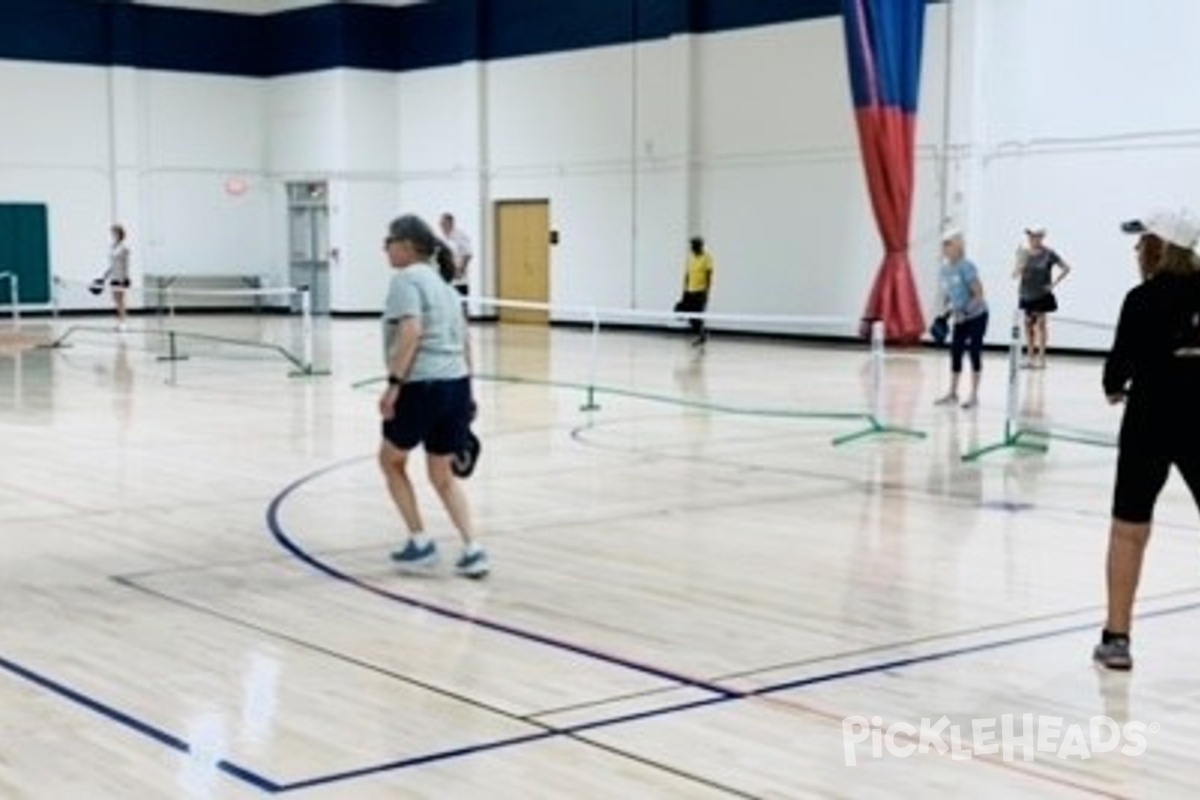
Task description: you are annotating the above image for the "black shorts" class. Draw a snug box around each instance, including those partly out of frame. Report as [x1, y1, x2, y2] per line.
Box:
[1112, 405, 1200, 522]
[1111, 447, 1200, 523]
[109, 278, 131, 289]
[382, 377, 472, 455]
[1019, 293, 1057, 316]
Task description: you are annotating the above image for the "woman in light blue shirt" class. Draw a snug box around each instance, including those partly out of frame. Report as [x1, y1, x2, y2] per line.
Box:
[935, 229, 989, 409]
[378, 214, 488, 578]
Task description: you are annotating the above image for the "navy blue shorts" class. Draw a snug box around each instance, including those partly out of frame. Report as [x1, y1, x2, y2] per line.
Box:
[382, 377, 471, 455]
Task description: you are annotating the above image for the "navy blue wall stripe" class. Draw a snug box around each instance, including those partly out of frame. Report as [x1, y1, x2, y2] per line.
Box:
[0, 0, 944, 78]
[0, 2, 112, 68]
[692, 0, 843, 34]
[112, 4, 267, 76]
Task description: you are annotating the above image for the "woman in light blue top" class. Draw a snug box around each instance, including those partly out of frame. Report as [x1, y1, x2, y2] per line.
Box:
[378, 213, 488, 578]
[935, 229, 989, 409]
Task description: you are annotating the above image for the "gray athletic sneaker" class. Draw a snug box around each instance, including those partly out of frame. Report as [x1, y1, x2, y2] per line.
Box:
[1093, 635, 1133, 671]
[391, 539, 439, 570]
[455, 547, 490, 579]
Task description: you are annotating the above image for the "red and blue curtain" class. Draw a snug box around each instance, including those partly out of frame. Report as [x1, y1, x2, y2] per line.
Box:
[842, 0, 926, 343]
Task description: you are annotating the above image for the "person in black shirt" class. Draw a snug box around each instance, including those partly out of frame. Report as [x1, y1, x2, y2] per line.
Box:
[1094, 208, 1200, 670]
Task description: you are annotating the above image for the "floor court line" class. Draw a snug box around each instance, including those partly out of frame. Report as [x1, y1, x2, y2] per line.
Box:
[114, 573, 600, 735]
[5, 465, 1191, 796]
[271, 601, 1200, 795]
[8, 589, 1180, 800]
[5, 438, 1181, 796]
[0, 654, 282, 794]
[572, 416, 1200, 537]
[112, 576, 758, 799]
[266, 457, 743, 700]
[752, 598, 1200, 698]
[257, 458, 1200, 793]
[708, 585, 1200, 685]
[267, 455, 1199, 708]
[120, 553, 1199, 735]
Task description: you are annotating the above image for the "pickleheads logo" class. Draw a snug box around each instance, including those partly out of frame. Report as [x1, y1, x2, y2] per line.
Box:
[842, 714, 1157, 766]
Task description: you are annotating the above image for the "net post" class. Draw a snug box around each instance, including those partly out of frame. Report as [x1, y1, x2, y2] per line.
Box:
[580, 305, 601, 411]
[288, 284, 329, 378]
[155, 327, 190, 364]
[870, 318, 884, 422]
[155, 276, 166, 320]
[0, 272, 18, 327]
[832, 319, 926, 446]
[156, 329, 178, 385]
[301, 286, 313, 371]
[1004, 306, 1022, 441]
[961, 308, 1047, 461]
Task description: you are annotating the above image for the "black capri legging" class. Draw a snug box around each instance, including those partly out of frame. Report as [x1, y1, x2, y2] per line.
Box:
[1112, 448, 1200, 523]
[1112, 410, 1200, 522]
[950, 312, 988, 373]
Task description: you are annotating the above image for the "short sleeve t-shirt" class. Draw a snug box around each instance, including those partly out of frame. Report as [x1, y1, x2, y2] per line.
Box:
[940, 258, 987, 319]
[109, 243, 130, 282]
[685, 252, 713, 292]
[382, 262, 469, 382]
[444, 228, 473, 286]
[1018, 247, 1061, 302]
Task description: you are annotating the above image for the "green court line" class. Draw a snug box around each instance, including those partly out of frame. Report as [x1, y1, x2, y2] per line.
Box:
[1016, 426, 1116, 449]
[354, 371, 929, 444]
[962, 422, 1115, 462]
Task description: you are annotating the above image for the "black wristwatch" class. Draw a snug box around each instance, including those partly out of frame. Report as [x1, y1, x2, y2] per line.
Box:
[387, 375, 403, 387]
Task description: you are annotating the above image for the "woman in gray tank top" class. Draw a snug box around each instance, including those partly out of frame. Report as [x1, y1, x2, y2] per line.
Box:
[1012, 226, 1072, 368]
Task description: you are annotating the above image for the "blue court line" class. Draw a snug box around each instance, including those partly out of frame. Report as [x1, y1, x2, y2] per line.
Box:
[15, 590, 1188, 799]
[753, 597, 1200, 697]
[270, 597, 1200, 793]
[0, 654, 281, 794]
[265, 456, 741, 700]
[277, 731, 560, 793]
[262, 456, 1200, 793]
[5, 455, 1191, 796]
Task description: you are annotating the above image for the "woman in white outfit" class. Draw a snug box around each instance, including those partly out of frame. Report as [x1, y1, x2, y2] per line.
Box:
[107, 224, 131, 330]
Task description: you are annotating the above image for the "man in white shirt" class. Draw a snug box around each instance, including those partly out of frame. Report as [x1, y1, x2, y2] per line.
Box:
[439, 212, 473, 297]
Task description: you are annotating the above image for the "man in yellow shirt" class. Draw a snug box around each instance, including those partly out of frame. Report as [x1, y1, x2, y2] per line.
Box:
[678, 236, 714, 346]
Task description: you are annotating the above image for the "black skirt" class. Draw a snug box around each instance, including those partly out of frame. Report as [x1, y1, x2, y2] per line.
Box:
[1019, 293, 1057, 314]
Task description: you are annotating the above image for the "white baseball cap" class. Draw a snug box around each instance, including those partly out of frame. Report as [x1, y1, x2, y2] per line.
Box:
[1025, 225, 1047, 236]
[940, 227, 963, 242]
[1121, 208, 1200, 249]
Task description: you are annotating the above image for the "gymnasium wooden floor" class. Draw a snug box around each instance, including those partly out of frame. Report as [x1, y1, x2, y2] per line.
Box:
[1, 314, 1198, 799]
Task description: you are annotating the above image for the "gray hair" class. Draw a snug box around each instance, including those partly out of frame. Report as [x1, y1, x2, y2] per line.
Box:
[387, 214, 439, 257]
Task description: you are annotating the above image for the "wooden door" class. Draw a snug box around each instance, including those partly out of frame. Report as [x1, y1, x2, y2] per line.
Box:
[495, 200, 550, 324]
